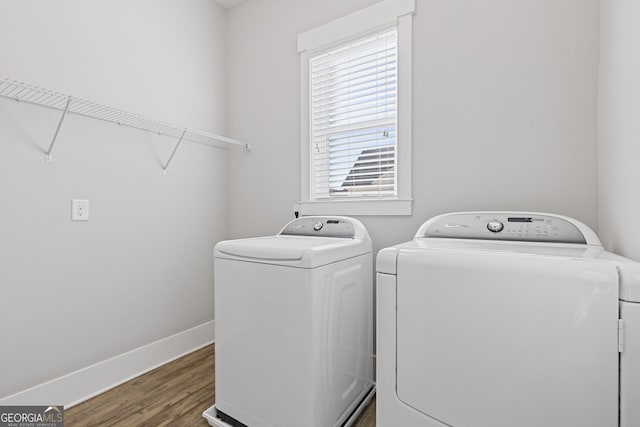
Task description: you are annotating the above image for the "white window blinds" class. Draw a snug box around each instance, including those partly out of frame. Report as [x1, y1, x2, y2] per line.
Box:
[309, 28, 398, 200]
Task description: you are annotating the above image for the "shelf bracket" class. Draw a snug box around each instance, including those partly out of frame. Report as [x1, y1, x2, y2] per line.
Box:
[45, 96, 72, 162]
[162, 129, 187, 174]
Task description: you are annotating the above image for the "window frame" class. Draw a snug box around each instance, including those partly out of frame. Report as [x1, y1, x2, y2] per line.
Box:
[297, 0, 414, 216]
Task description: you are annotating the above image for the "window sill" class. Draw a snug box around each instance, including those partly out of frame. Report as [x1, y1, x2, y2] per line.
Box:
[296, 198, 412, 216]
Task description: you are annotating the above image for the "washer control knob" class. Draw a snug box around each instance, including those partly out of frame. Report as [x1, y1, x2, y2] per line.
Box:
[487, 220, 504, 233]
[313, 222, 324, 231]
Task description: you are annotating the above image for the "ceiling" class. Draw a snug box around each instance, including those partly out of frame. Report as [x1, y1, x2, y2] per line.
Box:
[215, 0, 245, 8]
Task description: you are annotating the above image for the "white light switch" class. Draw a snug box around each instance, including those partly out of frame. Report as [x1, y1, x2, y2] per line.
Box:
[72, 199, 89, 221]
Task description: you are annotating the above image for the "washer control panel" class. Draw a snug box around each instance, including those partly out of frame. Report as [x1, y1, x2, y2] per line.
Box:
[419, 213, 588, 244]
[280, 217, 356, 238]
[487, 220, 504, 233]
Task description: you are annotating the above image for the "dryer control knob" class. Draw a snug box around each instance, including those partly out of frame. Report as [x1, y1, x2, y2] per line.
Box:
[313, 222, 324, 231]
[487, 220, 504, 233]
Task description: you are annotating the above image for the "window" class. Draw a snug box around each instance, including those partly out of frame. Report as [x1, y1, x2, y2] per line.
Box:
[310, 29, 398, 200]
[298, 0, 414, 216]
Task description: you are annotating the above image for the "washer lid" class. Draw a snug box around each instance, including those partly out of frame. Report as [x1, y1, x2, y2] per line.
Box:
[215, 235, 371, 268]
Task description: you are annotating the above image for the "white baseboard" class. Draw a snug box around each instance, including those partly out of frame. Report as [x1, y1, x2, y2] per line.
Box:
[0, 320, 215, 408]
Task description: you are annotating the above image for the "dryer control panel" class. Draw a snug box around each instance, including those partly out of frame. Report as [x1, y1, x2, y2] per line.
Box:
[416, 212, 595, 244]
[280, 216, 357, 239]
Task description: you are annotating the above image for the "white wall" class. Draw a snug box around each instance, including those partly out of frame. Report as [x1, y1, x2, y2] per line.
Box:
[226, 0, 600, 253]
[598, 0, 640, 261]
[0, 0, 226, 399]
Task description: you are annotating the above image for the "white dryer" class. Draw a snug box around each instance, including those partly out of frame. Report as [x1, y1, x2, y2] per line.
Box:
[204, 216, 375, 427]
[376, 212, 640, 427]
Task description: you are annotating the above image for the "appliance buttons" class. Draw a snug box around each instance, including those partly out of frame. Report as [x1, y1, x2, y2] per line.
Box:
[313, 222, 324, 231]
[487, 220, 504, 233]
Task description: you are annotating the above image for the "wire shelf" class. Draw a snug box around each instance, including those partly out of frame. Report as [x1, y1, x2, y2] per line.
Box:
[0, 75, 250, 170]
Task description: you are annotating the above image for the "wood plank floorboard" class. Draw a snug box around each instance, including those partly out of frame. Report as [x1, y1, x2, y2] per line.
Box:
[65, 344, 375, 426]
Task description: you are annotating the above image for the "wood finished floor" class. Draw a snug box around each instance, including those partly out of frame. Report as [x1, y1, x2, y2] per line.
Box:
[65, 344, 375, 426]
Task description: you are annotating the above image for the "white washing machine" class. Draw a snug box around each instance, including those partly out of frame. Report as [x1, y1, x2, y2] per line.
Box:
[204, 216, 375, 427]
[376, 212, 640, 427]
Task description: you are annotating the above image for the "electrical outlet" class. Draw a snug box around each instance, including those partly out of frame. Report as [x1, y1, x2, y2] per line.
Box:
[72, 199, 89, 221]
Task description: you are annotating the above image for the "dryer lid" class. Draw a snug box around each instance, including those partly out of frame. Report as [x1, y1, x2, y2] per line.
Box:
[597, 251, 640, 303]
[378, 238, 640, 303]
